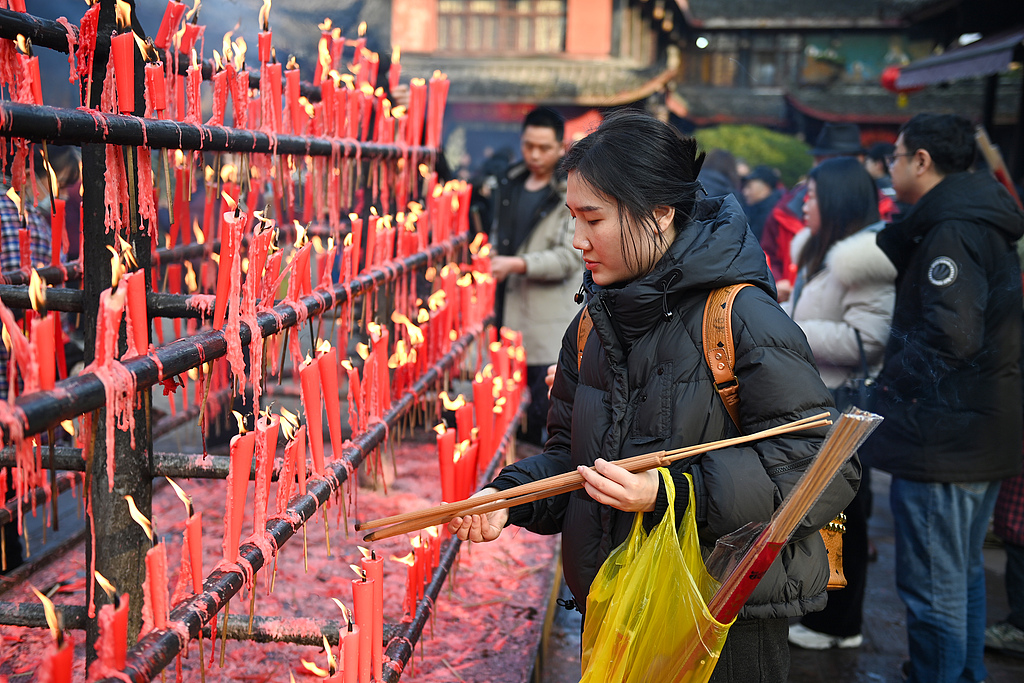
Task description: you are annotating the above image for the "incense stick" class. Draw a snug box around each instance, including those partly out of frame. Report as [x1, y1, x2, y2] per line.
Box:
[360, 413, 832, 541]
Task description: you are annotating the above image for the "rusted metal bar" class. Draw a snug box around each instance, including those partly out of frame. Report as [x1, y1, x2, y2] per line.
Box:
[97, 325, 488, 683]
[0, 101, 432, 158]
[0, 8, 78, 50]
[3, 235, 466, 441]
[0, 602, 88, 630]
[198, 614, 402, 646]
[0, 284, 83, 312]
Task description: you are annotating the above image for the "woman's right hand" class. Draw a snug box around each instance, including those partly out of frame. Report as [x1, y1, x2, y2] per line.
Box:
[447, 488, 509, 543]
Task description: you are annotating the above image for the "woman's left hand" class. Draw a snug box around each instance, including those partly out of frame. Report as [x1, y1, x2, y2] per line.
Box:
[577, 459, 659, 512]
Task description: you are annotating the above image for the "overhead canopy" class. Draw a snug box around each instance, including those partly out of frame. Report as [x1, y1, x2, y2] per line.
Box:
[897, 28, 1024, 88]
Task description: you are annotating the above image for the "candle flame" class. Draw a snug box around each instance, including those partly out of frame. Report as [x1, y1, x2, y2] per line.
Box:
[390, 311, 425, 345]
[355, 343, 369, 361]
[186, 0, 201, 23]
[285, 55, 298, 70]
[349, 564, 366, 580]
[14, 34, 32, 57]
[433, 423, 446, 436]
[323, 634, 337, 676]
[1, 325, 10, 353]
[456, 273, 472, 288]
[426, 525, 439, 540]
[388, 339, 408, 369]
[232, 410, 247, 435]
[469, 231, 486, 254]
[439, 391, 466, 411]
[331, 598, 352, 627]
[366, 321, 382, 340]
[279, 406, 298, 441]
[28, 270, 46, 313]
[183, 261, 198, 293]
[222, 28, 235, 64]
[258, 0, 272, 32]
[61, 419, 75, 436]
[318, 36, 331, 73]
[300, 659, 330, 678]
[358, 21, 367, 37]
[410, 535, 422, 549]
[391, 45, 400, 64]
[190, 48, 199, 71]
[5, 187, 20, 213]
[293, 220, 308, 247]
[114, 0, 132, 30]
[417, 308, 430, 325]
[165, 476, 193, 517]
[212, 49, 223, 72]
[391, 551, 415, 567]
[124, 495, 154, 542]
[119, 235, 138, 270]
[106, 246, 124, 288]
[94, 571, 117, 601]
[30, 585, 63, 644]
[340, 358, 354, 371]
[233, 36, 247, 71]
[427, 290, 446, 312]
[316, 339, 332, 355]
[222, 191, 237, 211]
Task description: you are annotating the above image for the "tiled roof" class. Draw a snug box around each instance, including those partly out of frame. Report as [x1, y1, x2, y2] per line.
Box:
[402, 55, 672, 105]
[677, 0, 937, 28]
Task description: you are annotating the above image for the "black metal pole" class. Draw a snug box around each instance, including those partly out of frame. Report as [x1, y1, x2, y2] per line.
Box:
[3, 235, 466, 441]
[0, 101, 433, 158]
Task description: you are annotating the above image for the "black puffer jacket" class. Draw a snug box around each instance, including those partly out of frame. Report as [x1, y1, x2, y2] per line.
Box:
[866, 172, 1024, 481]
[490, 196, 859, 620]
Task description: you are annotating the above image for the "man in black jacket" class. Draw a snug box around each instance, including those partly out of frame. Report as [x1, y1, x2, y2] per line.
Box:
[867, 113, 1024, 683]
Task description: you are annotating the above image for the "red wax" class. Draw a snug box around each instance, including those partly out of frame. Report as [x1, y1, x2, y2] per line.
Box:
[111, 31, 135, 114]
[33, 313, 56, 391]
[124, 270, 148, 356]
[318, 348, 343, 461]
[359, 554, 384, 682]
[210, 69, 228, 126]
[265, 62, 283, 132]
[403, 561, 416, 616]
[342, 624, 360, 683]
[287, 424, 308, 498]
[253, 414, 280, 535]
[224, 431, 255, 561]
[212, 211, 240, 329]
[436, 426, 456, 502]
[144, 63, 167, 115]
[154, 1, 186, 51]
[299, 359, 325, 474]
[455, 402, 473, 444]
[112, 596, 129, 669]
[23, 55, 42, 106]
[185, 512, 203, 593]
[286, 68, 302, 134]
[472, 376, 494, 471]
[179, 23, 201, 56]
[351, 577, 373, 683]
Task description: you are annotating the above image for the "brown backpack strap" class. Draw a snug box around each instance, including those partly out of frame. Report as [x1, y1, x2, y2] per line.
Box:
[702, 284, 752, 429]
[577, 305, 593, 372]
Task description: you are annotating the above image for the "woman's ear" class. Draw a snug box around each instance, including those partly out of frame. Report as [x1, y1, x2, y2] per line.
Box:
[653, 205, 675, 234]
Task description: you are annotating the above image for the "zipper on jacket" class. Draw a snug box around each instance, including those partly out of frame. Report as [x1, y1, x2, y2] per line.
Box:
[766, 455, 815, 478]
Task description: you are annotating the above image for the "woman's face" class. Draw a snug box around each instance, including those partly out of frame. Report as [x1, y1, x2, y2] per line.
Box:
[803, 178, 821, 235]
[567, 172, 635, 286]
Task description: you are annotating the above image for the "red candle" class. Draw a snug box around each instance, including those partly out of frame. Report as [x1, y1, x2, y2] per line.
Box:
[317, 345, 343, 461]
[351, 575, 373, 683]
[286, 424, 308, 498]
[224, 431, 255, 562]
[96, 592, 130, 670]
[210, 69, 228, 126]
[435, 424, 456, 502]
[32, 313, 56, 391]
[111, 30, 135, 114]
[144, 543, 169, 631]
[179, 23, 201, 57]
[20, 54, 42, 106]
[42, 635, 74, 683]
[185, 512, 203, 593]
[472, 372, 494, 467]
[144, 63, 167, 116]
[124, 270, 148, 357]
[212, 209, 241, 329]
[258, 31, 273, 64]
[50, 198, 65, 266]
[342, 623, 360, 683]
[455, 401, 473, 444]
[154, 1, 186, 51]
[286, 67, 302, 134]
[265, 62, 283, 132]
[402, 554, 417, 616]
[359, 551, 384, 683]
[299, 358, 325, 474]
[388, 46, 401, 93]
[253, 414, 280, 535]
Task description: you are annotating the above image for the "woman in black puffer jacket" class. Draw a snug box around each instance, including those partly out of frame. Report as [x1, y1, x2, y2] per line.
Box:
[449, 111, 858, 683]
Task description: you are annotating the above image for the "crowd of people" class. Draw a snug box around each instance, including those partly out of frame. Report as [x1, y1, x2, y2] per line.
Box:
[460, 108, 1024, 683]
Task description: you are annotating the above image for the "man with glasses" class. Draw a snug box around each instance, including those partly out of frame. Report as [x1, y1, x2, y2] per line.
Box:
[863, 113, 1024, 683]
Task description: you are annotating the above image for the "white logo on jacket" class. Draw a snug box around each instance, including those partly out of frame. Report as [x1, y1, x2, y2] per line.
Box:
[927, 256, 958, 287]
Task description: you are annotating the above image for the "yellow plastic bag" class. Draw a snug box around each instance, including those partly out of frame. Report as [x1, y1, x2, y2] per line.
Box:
[581, 470, 733, 683]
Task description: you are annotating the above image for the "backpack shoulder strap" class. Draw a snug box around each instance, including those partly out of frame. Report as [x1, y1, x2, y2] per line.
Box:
[577, 305, 593, 372]
[702, 284, 753, 429]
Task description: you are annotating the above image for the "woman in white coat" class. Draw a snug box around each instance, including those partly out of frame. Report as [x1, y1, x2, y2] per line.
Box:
[786, 156, 896, 650]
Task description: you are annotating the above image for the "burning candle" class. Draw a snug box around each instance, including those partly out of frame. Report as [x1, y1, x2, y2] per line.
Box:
[388, 46, 401, 93]
[359, 549, 384, 683]
[186, 511, 203, 593]
[111, 30, 136, 114]
[342, 620, 360, 683]
[258, 31, 273, 65]
[32, 313, 56, 391]
[299, 357, 325, 474]
[351, 570, 373, 683]
[224, 429, 256, 562]
[144, 62, 168, 115]
[94, 572, 129, 670]
[124, 270, 148, 356]
[50, 198, 65, 266]
[253, 413, 280, 535]
[317, 342, 344, 461]
[286, 66, 302, 134]
[143, 542, 169, 632]
[435, 424, 456, 503]
[472, 371, 494, 469]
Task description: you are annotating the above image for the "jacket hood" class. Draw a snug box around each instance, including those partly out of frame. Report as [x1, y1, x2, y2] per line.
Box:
[880, 172, 1024, 272]
[583, 194, 775, 347]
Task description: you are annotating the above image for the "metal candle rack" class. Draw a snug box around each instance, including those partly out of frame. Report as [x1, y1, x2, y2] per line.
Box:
[0, 3, 506, 681]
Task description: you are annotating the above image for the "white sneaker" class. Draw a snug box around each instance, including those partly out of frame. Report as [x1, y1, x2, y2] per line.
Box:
[788, 623, 864, 650]
[985, 621, 1024, 657]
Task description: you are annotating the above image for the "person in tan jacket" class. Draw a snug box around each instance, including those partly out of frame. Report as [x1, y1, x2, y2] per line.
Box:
[490, 107, 583, 445]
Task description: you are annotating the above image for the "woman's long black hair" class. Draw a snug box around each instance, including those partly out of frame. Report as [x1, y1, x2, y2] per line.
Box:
[560, 110, 706, 279]
[797, 156, 880, 277]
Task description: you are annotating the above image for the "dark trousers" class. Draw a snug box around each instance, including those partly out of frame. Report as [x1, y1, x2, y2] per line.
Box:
[800, 468, 872, 637]
[519, 364, 551, 446]
[709, 616, 790, 683]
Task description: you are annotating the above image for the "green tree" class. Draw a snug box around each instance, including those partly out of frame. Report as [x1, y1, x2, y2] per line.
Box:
[695, 125, 812, 188]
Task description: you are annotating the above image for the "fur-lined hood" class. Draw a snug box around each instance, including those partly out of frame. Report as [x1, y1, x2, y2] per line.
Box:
[790, 224, 896, 288]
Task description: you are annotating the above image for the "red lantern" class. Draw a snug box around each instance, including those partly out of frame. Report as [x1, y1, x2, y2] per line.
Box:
[881, 65, 924, 95]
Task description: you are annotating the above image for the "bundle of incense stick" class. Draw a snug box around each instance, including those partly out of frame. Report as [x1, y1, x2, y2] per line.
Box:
[706, 407, 882, 627]
[358, 412, 833, 542]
